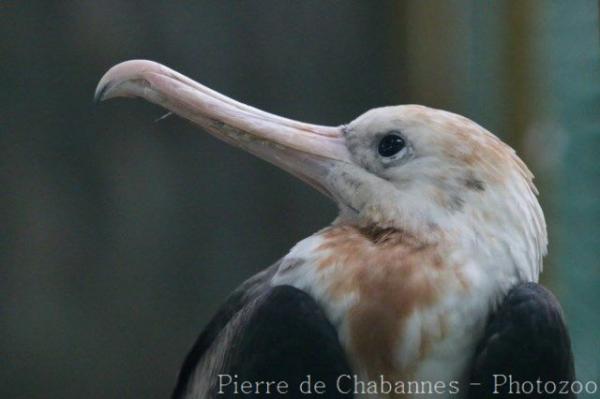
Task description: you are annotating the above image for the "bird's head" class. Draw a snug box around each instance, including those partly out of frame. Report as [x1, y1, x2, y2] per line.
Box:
[96, 60, 546, 281]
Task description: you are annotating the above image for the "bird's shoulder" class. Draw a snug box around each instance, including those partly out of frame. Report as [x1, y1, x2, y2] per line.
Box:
[171, 264, 278, 398]
[172, 262, 353, 399]
[468, 282, 576, 399]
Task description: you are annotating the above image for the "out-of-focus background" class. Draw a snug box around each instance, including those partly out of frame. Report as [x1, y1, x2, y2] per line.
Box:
[1, 1, 598, 398]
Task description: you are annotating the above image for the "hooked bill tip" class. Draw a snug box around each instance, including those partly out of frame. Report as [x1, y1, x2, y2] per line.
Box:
[93, 82, 112, 104]
[94, 59, 160, 104]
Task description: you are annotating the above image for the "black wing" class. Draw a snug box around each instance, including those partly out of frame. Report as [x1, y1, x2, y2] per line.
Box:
[172, 265, 353, 399]
[468, 282, 576, 399]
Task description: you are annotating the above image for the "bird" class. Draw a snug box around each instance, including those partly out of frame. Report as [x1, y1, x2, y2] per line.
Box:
[95, 60, 575, 399]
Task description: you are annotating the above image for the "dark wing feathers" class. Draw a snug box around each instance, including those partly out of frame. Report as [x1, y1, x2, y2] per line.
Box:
[172, 265, 278, 399]
[172, 264, 352, 399]
[222, 285, 353, 398]
[468, 282, 576, 399]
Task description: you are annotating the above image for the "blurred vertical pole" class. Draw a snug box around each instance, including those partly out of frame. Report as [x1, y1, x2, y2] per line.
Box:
[402, 0, 514, 136]
[402, 0, 472, 114]
[528, 0, 600, 385]
[505, 2, 560, 283]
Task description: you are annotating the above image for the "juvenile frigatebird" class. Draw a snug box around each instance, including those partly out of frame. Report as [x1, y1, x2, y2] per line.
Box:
[96, 60, 575, 398]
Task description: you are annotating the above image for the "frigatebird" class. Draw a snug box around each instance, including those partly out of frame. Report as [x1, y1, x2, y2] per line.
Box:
[96, 60, 575, 398]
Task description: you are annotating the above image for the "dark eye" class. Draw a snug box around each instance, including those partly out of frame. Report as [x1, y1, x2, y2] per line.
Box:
[378, 134, 406, 157]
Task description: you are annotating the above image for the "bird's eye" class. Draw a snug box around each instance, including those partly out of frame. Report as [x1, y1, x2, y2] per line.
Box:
[378, 134, 406, 158]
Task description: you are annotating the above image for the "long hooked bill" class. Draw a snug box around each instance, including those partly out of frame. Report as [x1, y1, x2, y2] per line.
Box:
[95, 60, 351, 198]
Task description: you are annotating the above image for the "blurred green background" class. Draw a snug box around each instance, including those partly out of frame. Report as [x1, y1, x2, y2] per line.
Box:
[1, 1, 598, 398]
